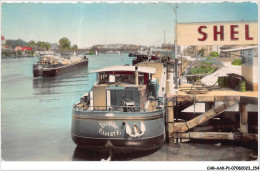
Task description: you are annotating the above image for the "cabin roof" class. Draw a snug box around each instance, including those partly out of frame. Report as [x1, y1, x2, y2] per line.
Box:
[91, 65, 156, 74]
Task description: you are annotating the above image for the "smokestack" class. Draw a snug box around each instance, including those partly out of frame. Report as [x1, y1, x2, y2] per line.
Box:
[135, 66, 138, 86]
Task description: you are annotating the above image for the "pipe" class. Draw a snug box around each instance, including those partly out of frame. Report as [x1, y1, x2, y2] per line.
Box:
[172, 132, 234, 140]
[135, 66, 138, 86]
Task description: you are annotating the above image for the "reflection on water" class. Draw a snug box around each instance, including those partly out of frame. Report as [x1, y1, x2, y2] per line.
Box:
[1, 54, 134, 161]
[72, 140, 257, 161]
[32, 68, 89, 95]
[72, 146, 159, 161]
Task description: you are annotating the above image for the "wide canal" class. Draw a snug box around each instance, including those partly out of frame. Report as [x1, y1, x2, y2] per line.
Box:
[1, 54, 257, 161]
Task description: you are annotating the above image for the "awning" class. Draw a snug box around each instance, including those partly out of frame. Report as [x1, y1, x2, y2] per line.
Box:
[91, 65, 156, 74]
[221, 46, 258, 52]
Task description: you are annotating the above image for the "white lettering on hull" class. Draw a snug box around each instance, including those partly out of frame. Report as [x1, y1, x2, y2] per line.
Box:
[98, 121, 122, 137]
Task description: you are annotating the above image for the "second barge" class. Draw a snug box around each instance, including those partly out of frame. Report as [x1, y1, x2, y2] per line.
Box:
[33, 54, 88, 77]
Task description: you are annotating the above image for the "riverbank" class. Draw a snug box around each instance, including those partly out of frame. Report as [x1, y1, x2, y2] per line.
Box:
[1, 55, 37, 58]
[1, 48, 35, 57]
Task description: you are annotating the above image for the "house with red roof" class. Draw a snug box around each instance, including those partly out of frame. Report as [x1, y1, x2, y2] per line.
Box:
[22, 47, 33, 51]
[1, 36, 6, 45]
[15, 46, 33, 51]
[15, 46, 23, 51]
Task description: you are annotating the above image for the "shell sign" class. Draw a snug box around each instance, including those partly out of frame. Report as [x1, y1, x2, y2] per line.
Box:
[176, 21, 258, 46]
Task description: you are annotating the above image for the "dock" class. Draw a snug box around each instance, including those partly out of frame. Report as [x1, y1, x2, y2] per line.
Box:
[165, 61, 258, 143]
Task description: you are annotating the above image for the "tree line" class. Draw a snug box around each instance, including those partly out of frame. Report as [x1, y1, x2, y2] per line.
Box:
[58, 37, 78, 50]
[4, 37, 78, 51]
[2, 37, 78, 57]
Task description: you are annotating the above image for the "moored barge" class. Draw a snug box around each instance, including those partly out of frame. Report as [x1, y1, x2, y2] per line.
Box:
[33, 54, 88, 77]
[71, 62, 167, 151]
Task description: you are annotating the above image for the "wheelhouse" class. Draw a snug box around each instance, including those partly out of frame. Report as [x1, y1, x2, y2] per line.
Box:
[74, 65, 162, 112]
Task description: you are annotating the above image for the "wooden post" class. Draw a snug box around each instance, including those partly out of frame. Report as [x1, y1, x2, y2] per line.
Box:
[174, 59, 178, 89]
[173, 132, 234, 140]
[166, 62, 175, 137]
[205, 102, 214, 112]
[135, 66, 138, 86]
[239, 103, 248, 134]
[178, 61, 182, 85]
[167, 100, 174, 135]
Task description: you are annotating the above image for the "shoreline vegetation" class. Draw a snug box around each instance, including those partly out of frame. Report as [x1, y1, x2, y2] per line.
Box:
[188, 51, 220, 75]
[1, 37, 150, 58]
[1, 49, 36, 58]
[1, 37, 78, 58]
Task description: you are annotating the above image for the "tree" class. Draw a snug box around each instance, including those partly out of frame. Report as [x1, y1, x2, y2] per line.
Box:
[1, 49, 16, 57]
[27, 40, 37, 46]
[72, 44, 78, 50]
[209, 51, 219, 57]
[27, 40, 37, 50]
[36, 41, 44, 50]
[16, 50, 23, 57]
[25, 50, 35, 57]
[36, 41, 51, 51]
[44, 42, 51, 51]
[59, 37, 71, 50]
[6, 39, 27, 48]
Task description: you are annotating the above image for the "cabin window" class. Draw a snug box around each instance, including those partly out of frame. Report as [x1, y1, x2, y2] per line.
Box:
[98, 72, 149, 86]
[241, 49, 253, 65]
[109, 87, 140, 110]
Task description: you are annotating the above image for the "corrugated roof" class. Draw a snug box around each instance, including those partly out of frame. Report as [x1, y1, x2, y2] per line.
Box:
[221, 45, 258, 52]
[91, 65, 156, 74]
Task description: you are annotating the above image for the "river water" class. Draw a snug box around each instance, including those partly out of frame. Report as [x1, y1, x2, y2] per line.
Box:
[1, 54, 257, 161]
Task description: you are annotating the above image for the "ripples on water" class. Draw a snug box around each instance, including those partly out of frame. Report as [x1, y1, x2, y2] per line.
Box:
[1, 54, 257, 161]
[1, 54, 133, 161]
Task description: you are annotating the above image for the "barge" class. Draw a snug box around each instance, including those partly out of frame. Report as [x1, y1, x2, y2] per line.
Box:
[71, 62, 167, 152]
[129, 53, 158, 65]
[33, 54, 88, 77]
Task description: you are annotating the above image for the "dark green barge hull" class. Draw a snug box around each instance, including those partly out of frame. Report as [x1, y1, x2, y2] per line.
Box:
[33, 59, 88, 77]
[71, 109, 166, 151]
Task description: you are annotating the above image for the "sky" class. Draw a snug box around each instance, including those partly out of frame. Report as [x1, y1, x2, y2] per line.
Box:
[1, 2, 258, 48]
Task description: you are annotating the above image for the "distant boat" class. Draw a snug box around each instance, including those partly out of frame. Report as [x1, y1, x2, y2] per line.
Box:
[96, 50, 98, 56]
[128, 52, 134, 57]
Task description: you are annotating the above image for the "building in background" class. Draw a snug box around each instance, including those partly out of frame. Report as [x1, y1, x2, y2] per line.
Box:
[162, 43, 174, 51]
[15, 46, 22, 51]
[221, 46, 258, 91]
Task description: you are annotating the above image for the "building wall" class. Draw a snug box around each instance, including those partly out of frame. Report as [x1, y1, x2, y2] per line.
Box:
[137, 62, 163, 84]
[241, 48, 258, 91]
[93, 85, 107, 110]
[15, 46, 22, 51]
[242, 64, 253, 84]
[252, 49, 258, 91]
